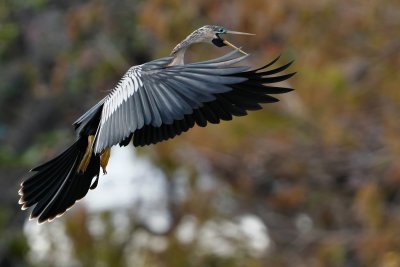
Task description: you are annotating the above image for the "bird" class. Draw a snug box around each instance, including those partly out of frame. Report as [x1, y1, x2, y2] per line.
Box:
[18, 25, 295, 223]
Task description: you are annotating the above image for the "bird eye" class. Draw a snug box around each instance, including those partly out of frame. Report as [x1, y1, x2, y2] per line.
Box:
[218, 28, 226, 33]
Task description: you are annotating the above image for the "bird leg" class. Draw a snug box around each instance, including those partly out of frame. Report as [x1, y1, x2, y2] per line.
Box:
[100, 148, 111, 174]
[78, 135, 95, 173]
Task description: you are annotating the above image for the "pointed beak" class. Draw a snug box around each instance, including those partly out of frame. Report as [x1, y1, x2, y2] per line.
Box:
[222, 30, 254, 55]
[225, 30, 255, 36]
[222, 39, 249, 55]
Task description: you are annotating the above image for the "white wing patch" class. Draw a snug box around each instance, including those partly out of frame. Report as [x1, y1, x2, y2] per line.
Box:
[100, 66, 142, 123]
[94, 65, 143, 153]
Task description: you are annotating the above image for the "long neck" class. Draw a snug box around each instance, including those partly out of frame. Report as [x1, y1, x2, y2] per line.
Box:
[169, 35, 195, 66]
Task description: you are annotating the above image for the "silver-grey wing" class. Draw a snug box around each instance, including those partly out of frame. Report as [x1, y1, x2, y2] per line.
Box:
[92, 50, 294, 153]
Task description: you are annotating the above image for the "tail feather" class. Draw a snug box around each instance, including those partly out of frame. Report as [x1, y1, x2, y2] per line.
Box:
[29, 142, 78, 172]
[21, 145, 77, 202]
[19, 137, 100, 223]
[21, 160, 72, 208]
[35, 153, 100, 221]
[30, 157, 80, 219]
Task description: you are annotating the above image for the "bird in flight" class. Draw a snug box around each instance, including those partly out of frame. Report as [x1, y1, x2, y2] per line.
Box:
[18, 25, 295, 223]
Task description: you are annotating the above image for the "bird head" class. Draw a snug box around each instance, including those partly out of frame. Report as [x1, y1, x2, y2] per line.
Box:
[191, 25, 255, 55]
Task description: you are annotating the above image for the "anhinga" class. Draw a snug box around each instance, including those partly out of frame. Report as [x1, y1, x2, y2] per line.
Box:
[18, 25, 295, 223]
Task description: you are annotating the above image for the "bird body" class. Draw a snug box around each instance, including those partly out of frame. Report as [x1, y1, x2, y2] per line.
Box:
[18, 25, 295, 223]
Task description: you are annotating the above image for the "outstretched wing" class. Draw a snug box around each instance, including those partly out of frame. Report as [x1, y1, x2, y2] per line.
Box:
[92, 50, 295, 153]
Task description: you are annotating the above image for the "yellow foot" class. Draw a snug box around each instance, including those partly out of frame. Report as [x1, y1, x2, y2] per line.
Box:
[100, 148, 111, 174]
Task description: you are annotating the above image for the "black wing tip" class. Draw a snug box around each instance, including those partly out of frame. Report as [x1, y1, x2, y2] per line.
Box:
[267, 87, 294, 94]
[264, 72, 296, 84]
[267, 97, 280, 103]
[287, 72, 297, 79]
[259, 59, 295, 73]
[279, 60, 295, 71]
[257, 54, 282, 71]
[269, 53, 282, 64]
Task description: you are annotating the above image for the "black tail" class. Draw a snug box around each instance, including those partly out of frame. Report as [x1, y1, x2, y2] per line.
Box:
[19, 137, 100, 223]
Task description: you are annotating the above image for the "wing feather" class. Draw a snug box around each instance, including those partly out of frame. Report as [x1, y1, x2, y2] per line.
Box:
[146, 83, 174, 124]
[121, 98, 129, 137]
[133, 89, 145, 129]
[137, 86, 152, 124]
[127, 93, 137, 131]
[144, 86, 163, 127]
[93, 52, 294, 152]
[159, 80, 193, 114]
[158, 82, 188, 118]
[174, 75, 232, 94]
[166, 78, 216, 104]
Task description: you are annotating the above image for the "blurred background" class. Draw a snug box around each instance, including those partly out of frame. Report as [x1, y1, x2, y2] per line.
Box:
[1, 0, 400, 266]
